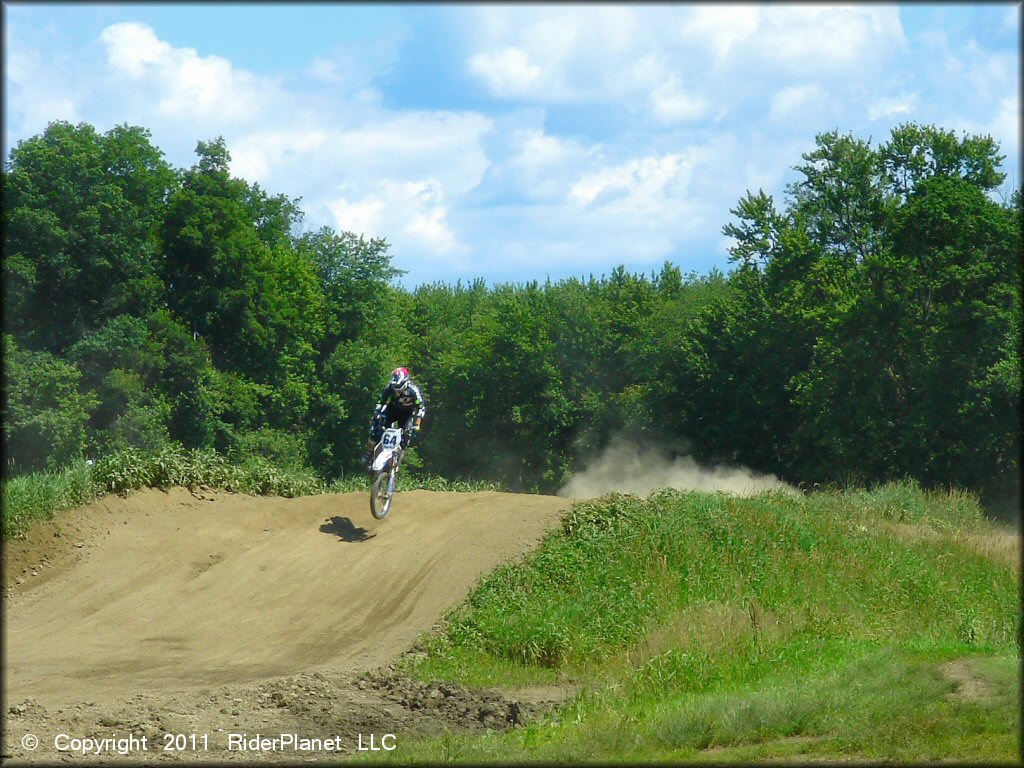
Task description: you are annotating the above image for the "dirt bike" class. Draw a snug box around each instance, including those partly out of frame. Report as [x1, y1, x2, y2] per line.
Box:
[369, 425, 404, 519]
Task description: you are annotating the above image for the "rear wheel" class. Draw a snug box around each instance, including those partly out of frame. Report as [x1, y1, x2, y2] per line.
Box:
[370, 471, 393, 519]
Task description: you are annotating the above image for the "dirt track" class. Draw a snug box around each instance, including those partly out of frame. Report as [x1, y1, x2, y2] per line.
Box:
[3, 487, 572, 762]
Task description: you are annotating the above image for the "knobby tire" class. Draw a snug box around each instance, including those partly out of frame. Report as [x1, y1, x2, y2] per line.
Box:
[370, 470, 393, 519]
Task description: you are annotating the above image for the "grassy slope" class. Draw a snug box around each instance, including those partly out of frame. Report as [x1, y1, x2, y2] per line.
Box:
[361, 482, 1020, 763]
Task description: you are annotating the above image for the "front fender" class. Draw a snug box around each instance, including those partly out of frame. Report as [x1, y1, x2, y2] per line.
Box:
[372, 448, 395, 473]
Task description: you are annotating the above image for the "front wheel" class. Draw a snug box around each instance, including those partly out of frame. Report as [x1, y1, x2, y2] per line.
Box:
[370, 470, 394, 519]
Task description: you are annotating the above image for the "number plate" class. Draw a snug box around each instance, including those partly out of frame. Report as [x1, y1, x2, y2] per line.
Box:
[382, 429, 401, 449]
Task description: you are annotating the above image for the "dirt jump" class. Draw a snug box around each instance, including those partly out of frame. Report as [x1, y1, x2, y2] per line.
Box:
[3, 487, 572, 762]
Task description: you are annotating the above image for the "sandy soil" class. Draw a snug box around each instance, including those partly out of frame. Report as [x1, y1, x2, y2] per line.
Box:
[2, 487, 572, 763]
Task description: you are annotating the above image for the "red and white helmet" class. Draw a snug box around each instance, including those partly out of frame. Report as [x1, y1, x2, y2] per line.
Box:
[390, 367, 411, 393]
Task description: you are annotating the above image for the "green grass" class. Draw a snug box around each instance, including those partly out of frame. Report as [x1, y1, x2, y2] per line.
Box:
[418, 485, 1017, 673]
[368, 643, 1019, 764]
[647, 646, 1018, 761]
[357, 481, 1020, 764]
[2, 459, 100, 539]
[2, 444, 502, 539]
[5, 462, 1016, 761]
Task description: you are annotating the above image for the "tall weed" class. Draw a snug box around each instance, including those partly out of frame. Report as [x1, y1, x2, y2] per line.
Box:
[4, 444, 503, 538]
[3, 460, 99, 538]
[425, 482, 1019, 678]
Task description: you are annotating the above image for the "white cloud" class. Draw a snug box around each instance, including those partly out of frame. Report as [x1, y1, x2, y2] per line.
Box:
[650, 77, 711, 124]
[329, 179, 458, 256]
[91, 22, 496, 263]
[4, 5, 1017, 287]
[327, 194, 388, 239]
[451, 127, 745, 282]
[236, 110, 492, 269]
[947, 94, 1021, 180]
[502, 129, 591, 201]
[466, 5, 908, 85]
[469, 47, 543, 97]
[13, 95, 80, 134]
[309, 57, 345, 84]
[755, 5, 907, 71]
[230, 130, 330, 184]
[570, 154, 672, 208]
[402, 182, 458, 253]
[465, 6, 652, 103]
[465, 5, 908, 129]
[330, 112, 493, 196]
[515, 131, 574, 175]
[965, 50, 1018, 103]
[867, 93, 918, 121]
[680, 4, 761, 60]
[305, 29, 409, 96]
[4, 47, 83, 134]
[569, 149, 707, 218]
[100, 21, 172, 77]
[989, 95, 1019, 153]
[769, 84, 826, 121]
[100, 21, 271, 123]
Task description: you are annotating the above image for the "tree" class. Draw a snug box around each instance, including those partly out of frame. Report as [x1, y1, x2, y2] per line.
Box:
[146, 309, 220, 450]
[161, 138, 327, 452]
[295, 227, 403, 353]
[297, 227, 406, 477]
[161, 137, 270, 372]
[2, 121, 175, 352]
[3, 335, 98, 472]
[422, 285, 572, 490]
[714, 123, 1018, 493]
[66, 315, 171, 454]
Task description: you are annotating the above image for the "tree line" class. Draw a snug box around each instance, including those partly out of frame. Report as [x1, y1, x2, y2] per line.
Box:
[3, 121, 1019, 508]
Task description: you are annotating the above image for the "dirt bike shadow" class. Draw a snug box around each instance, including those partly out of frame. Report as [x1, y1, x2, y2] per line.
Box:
[320, 516, 376, 542]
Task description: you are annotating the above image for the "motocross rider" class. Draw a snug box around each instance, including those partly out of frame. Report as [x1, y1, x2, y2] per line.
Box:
[366, 367, 426, 468]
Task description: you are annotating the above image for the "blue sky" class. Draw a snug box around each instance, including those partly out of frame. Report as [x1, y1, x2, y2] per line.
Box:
[4, 2, 1020, 287]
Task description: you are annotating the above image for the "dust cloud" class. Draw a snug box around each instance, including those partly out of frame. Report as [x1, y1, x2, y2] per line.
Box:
[558, 434, 796, 498]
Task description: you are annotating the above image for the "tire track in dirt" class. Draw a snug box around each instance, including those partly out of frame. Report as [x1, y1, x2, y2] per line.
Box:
[4, 487, 571, 707]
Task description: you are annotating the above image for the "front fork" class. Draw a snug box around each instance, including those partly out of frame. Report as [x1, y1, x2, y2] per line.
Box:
[388, 456, 399, 495]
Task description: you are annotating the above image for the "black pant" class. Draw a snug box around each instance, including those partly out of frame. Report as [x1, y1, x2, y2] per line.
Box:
[372, 404, 416, 444]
